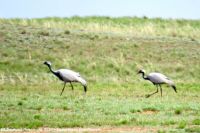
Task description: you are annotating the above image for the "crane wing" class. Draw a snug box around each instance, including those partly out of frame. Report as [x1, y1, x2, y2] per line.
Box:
[57, 69, 79, 81]
[147, 72, 171, 84]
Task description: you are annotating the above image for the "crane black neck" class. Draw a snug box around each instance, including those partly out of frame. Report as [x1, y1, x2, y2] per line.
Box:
[47, 64, 56, 74]
[141, 72, 148, 80]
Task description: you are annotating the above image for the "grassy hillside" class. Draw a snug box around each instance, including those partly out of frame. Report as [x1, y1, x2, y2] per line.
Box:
[0, 17, 200, 132]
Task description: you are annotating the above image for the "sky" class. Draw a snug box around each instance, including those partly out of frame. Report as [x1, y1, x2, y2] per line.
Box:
[0, 0, 200, 19]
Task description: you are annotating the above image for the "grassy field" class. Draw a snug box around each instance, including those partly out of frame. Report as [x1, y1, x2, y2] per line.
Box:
[0, 17, 200, 132]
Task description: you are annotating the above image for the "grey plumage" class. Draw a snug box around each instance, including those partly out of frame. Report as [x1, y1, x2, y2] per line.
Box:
[138, 69, 177, 98]
[44, 61, 87, 95]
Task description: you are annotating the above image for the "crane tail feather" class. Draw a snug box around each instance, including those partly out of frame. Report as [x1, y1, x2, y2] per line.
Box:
[76, 77, 87, 92]
[172, 85, 177, 93]
[84, 86, 87, 92]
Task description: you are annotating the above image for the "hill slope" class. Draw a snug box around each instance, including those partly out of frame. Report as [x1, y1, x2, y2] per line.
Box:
[0, 17, 200, 132]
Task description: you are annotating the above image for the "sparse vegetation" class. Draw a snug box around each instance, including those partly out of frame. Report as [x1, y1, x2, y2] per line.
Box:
[174, 108, 182, 115]
[193, 119, 200, 125]
[0, 17, 200, 132]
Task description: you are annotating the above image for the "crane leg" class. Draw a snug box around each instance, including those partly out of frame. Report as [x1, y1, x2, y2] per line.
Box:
[70, 82, 74, 91]
[159, 84, 162, 97]
[146, 85, 159, 98]
[60, 82, 66, 96]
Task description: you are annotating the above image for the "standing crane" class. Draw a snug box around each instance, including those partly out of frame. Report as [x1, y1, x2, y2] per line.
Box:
[44, 61, 87, 95]
[138, 69, 177, 98]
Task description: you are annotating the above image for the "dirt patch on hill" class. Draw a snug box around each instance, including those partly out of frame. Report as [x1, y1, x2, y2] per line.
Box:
[142, 110, 159, 115]
[0, 33, 5, 41]
[0, 127, 158, 133]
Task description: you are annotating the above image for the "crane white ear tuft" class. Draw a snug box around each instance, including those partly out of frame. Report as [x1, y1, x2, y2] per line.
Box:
[141, 69, 145, 73]
[138, 69, 145, 74]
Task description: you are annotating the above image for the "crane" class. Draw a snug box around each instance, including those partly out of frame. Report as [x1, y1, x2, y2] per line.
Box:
[138, 69, 177, 98]
[44, 61, 87, 95]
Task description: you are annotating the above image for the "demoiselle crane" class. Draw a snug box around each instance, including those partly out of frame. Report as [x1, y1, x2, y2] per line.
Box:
[44, 61, 87, 95]
[138, 69, 177, 98]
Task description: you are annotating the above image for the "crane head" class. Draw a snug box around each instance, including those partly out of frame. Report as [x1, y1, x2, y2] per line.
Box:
[44, 61, 52, 66]
[138, 69, 145, 74]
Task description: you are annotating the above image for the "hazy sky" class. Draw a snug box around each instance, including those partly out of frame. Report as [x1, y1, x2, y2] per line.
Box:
[0, 0, 200, 19]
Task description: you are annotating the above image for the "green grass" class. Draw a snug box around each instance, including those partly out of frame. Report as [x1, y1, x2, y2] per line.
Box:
[0, 17, 200, 132]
